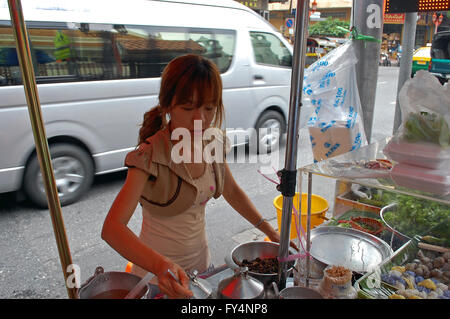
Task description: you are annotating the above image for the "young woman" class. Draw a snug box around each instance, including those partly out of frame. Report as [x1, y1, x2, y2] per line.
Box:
[101, 54, 287, 299]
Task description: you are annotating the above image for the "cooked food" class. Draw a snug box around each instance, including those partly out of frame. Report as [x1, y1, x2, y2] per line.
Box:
[326, 265, 351, 279]
[382, 249, 450, 299]
[363, 159, 393, 170]
[239, 257, 279, 274]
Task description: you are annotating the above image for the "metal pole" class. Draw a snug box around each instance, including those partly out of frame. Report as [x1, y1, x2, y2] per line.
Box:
[277, 0, 310, 290]
[352, 0, 384, 143]
[7, 0, 77, 299]
[305, 172, 312, 287]
[393, 12, 417, 133]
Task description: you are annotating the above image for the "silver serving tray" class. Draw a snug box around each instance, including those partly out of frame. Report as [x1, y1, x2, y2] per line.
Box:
[310, 226, 393, 273]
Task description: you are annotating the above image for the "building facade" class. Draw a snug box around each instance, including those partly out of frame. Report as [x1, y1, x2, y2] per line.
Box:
[234, 0, 271, 20]
[267, 0, 448, 48]
[268, 0, 351, 39]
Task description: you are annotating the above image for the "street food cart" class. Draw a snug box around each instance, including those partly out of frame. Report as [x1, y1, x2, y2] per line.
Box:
[7, 0, 449, 300]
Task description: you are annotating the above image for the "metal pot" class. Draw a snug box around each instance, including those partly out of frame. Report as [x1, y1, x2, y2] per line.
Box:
[225, 241, 297, 287]
[78, 266, 148, 299]
[272, 282, 323, 299]
[218, 267, 265, 299]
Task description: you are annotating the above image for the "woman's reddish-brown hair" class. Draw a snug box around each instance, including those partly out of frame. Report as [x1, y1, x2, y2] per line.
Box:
[138, 54, 224, 144]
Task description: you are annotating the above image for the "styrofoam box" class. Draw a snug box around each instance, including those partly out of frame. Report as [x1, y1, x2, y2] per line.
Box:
[384, 139, 450, 171]
[390, 163, 450, 196]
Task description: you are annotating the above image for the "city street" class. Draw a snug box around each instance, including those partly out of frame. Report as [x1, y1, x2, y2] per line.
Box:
[0, 66, 399, 299]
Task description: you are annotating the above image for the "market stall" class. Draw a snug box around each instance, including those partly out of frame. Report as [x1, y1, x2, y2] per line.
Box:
[8, 0, 449, 300]
[296, 135, 449, 299]
[288, 1, 450, 300]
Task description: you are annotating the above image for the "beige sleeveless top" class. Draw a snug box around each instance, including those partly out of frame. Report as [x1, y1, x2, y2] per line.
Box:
[130, 162, 216, 278]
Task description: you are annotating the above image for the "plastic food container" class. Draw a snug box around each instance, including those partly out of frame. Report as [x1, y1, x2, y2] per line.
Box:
[390, 163, 450, 196]
[318, 265, 357, 299]
[383, 139, 450, 170]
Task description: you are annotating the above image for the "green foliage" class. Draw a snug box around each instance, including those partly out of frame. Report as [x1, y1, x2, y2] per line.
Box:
[404, 112, 450, 148]
[383, 196, 450, 246]
[308, 18, 350, 37]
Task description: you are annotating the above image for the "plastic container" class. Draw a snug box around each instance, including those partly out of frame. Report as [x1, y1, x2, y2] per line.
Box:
[318, 265, 357, 299]
[273, 192, 329, 239]
[383, 139, 450, 170]
[390, 163, 450, 196]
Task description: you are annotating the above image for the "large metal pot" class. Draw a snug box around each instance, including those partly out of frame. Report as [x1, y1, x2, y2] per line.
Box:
[225, 241, 297, 287]
[78, 266, 148, 299]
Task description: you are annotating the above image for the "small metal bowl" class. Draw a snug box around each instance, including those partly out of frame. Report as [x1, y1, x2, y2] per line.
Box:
[226, 241, 297, 287]
[272, 282, 323, 299]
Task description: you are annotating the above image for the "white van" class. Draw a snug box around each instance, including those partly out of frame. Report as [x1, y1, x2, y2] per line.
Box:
[0, 0, 293, 207]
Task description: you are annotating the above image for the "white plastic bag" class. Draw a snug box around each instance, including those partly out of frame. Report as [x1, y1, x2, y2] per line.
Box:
[384, 71, 450, 168]
[302, 41, 367, 163]
[396, 70, 450, 148]
[383, 70, 450, 195]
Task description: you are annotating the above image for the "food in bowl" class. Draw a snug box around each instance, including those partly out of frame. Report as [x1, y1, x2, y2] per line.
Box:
[239, 257, 279, 274]
[326, 265, 352, 280]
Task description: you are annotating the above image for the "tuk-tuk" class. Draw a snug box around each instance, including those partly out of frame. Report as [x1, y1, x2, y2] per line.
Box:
[306, 37, 338, 67]
[429, 31, 450, 85]
[306, 37, 321, 67]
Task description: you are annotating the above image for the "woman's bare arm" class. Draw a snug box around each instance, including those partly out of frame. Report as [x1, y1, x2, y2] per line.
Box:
[101, 167, 192, 298]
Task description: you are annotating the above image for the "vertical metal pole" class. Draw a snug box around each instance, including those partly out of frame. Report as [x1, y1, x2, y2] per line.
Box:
[352, 0, 384, 143]
[277, 0, 310, 290]
[393, 12, 417, 133]
[305, 172, 312, 287]
[7, 0, 77, 299]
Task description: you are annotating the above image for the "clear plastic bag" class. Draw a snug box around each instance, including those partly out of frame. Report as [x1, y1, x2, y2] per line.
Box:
[397, 70, 450, 145]
[302, 41, 367, 163]
[383, 70, 450, 194]
[383, 71, 450, 168]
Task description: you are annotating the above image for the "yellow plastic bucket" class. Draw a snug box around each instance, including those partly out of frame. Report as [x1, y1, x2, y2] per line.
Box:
[273, 192, 329, 239]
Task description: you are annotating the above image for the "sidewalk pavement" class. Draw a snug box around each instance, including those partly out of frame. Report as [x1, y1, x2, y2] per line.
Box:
[231, 218, 279, 244]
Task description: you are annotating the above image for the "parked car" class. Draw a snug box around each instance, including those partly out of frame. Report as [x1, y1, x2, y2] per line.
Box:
[411, 45, 431, 77]
[429, 31, 450, 85]
[0, 0, 293, 207]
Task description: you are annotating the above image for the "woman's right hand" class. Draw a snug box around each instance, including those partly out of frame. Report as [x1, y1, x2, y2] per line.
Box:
[155, 260, 193, 299]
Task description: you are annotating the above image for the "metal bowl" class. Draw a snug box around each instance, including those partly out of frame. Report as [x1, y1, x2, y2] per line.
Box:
[309, 227, 393, 273]
[272, 281, 324, 299]
[278, 286, 323, 299]
[226, 241, 297, 287]
[78, 266, 148, 299]
[380, 203, 412, 241]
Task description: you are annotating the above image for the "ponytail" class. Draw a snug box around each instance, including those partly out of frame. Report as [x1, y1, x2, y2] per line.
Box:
[138, 106, 164, 144]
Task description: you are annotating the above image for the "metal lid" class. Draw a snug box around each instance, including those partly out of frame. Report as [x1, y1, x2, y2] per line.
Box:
[219, 267, 264, 299]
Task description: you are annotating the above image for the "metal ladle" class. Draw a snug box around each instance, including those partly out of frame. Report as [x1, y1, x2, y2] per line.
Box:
[187, 270, 213, 299]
